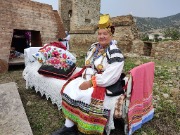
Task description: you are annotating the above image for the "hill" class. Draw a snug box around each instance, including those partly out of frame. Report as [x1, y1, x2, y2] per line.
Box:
[134, 13, 180, 32]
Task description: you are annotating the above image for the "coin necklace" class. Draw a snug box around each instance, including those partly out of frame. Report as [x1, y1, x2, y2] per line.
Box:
[85, 47, 96, 66]
[85, 45, 106, 71]
[96, 53, 106, 71]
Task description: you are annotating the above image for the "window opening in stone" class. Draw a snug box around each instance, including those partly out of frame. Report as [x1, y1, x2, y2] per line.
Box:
[85, 19, 91, 23]
[9, 29, 42, 65]
[68, 10, 72, 18]
[143, 42, 152, 56]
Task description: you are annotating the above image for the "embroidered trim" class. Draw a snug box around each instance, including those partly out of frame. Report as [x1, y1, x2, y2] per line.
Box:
[62, 93, 109, 117]
[108, 49, 122, 55]
[106, 47, 124, 64]
[62, 93, 110, 135]
[107, 57, 124, 64]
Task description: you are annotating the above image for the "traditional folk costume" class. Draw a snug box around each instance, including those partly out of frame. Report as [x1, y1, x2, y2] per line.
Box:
[56, 14, 125, 135]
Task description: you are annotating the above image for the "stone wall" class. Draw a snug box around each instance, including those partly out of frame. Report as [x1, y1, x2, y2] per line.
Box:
[69, 15, 142, 54]
[59, 0, 72, 31]
[59, 0, 141, 54]
[59, 0, 100, 32]
[111, 15, 141, 53]
[151, 40, 180, 62]
[70, 0, 100, 32]
[0, 0, 65, 72]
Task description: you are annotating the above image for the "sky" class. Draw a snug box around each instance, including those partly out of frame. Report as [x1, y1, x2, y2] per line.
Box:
[32, 0, 180, 18]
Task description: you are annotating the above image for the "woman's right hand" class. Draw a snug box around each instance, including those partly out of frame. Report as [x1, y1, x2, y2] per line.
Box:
[79, 81, 92, 90]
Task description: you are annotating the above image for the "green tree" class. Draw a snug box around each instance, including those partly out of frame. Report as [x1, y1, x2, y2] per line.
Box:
[154, 34, 159, 42]
[163, 28, 180, 40]
[141, 34, 149, 41]
[171, 30, 180, 40]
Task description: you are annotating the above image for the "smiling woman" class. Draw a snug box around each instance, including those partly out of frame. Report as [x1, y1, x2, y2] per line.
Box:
[51, 14, 125, 135]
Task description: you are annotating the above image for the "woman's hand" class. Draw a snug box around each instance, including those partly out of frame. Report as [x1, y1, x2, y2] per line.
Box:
[79, 81, 92, 90]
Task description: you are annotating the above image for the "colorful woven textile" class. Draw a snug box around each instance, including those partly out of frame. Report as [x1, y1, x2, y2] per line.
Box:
[128, 62, 155, 135]
[62, 93, 109, 135]
[61, 67, 109, 135]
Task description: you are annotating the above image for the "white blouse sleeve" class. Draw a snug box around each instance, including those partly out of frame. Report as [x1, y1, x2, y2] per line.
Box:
[95, 45, 124, 87]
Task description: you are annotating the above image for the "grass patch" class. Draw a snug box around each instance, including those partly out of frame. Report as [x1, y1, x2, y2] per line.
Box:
[0, 56, 179, 135]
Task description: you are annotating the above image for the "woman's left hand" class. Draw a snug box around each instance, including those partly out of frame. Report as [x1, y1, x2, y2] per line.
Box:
[79, 81, 92, 90]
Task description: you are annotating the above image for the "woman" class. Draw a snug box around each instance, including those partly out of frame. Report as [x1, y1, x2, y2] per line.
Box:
[52, 14, 124, 135]
[63, 31, 70, 50]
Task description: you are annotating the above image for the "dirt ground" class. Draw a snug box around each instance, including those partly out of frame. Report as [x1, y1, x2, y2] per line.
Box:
[0, 57, 179, 135]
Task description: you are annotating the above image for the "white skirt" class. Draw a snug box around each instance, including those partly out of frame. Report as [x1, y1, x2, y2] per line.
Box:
[63, 73, 120, 135]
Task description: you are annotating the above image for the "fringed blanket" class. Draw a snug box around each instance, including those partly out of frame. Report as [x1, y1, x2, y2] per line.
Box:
[128, 62, 155, 135]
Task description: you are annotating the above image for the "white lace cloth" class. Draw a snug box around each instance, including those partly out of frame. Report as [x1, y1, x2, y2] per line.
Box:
[23, 61, 82, 110]
[22, 61, 123, 134]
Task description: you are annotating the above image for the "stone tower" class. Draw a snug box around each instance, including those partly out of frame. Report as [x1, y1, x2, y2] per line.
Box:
[59, 0, 101, 33]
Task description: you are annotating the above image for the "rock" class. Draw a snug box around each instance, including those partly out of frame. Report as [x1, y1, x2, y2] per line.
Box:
[178, 118, 180, 122]
[142, 131, 147, 135]
[155, 113, 160, 118]
[26, 101, 32, 106]
[134, 60, 142, 65]
[170, 88, 179, 96]
[166, 100, 173, 103]
[0, 59, 8, 73]
[154, 95, 160, 101]
[162, 93, 169, 99]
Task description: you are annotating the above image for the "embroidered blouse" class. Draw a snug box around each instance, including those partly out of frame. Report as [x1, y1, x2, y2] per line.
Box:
[85, 41, 124, 87]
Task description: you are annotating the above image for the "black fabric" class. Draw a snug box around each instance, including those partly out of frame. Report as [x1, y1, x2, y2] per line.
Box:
[107, 57, 124, 64]
[106, 47, 124, 64]
[11, 36, 28, 53]
[106, 73, 126, 96]
[108, 49, 122, 55]
[51, 125, 78, 135]
[38, 63, 76, 80]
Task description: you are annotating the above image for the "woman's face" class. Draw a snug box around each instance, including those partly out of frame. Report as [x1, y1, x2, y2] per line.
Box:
[97, 29, 112, 48]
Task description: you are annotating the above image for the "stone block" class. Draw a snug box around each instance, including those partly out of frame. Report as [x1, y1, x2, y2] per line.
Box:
[0, 82, 33, 135]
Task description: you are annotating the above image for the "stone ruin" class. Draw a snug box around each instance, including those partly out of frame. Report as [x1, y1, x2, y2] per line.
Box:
[0, 0, 179, 73]
[0, 0, 66, 73]
[58, 0, 143, 54]
[59, 0, 180, 62]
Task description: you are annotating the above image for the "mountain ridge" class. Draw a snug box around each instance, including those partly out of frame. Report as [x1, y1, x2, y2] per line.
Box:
[134, 13, 180, 33]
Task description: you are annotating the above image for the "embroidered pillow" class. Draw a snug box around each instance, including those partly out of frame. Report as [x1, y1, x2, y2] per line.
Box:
[32, 52, 46, 63]
[41, 41, 67, 50]
[38, 57, 76, 79]
[39, 46, 76, 63]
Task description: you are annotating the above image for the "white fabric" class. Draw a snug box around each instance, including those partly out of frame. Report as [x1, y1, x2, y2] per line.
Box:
[65, 118, 74, 127]
[23, 61, 82, 110]
[24, 47, 41, 66]
[112, 39, 117, 45]
[63, 72, 121, 135]
[64, 35, 70, 41]
[61, 35, 70, 50]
